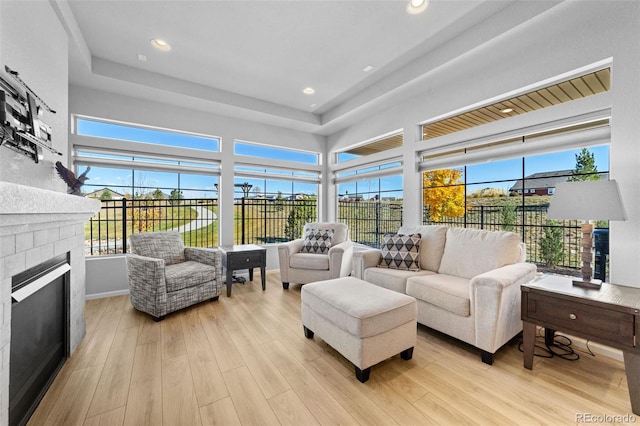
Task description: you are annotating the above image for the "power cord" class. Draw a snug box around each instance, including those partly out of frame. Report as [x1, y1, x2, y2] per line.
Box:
[518, 328, 585, 361]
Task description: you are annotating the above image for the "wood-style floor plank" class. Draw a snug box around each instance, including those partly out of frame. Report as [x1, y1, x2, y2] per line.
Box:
[28, 270, 640, 426]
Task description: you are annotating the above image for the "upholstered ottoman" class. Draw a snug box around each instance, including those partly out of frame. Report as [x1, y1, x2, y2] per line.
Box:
[301, 277, 417, 383]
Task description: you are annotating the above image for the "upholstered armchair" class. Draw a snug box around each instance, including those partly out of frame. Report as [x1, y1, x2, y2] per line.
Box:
[126, 231, 222, 321]
[278, 222, 353, 289]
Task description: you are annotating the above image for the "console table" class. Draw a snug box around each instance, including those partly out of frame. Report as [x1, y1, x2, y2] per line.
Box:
[220, 244, 266, 297]
[521, 274, 640, 415]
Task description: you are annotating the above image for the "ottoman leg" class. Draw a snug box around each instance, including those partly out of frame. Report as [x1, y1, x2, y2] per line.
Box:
[400, 347, 414, 361]
[355, 366, 370, 383]
[303, 326, 314, 339]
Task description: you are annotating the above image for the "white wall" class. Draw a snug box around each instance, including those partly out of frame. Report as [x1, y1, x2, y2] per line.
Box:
[326, 1, 640, 286]
[0, 1, 68, 192]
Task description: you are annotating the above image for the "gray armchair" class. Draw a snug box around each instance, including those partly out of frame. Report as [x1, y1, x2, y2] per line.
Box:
[278, 222, 353, 289]
[126, 231, 222, 321]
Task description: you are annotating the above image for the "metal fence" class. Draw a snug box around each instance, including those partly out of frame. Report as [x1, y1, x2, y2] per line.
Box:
[87, 197, 317, 254]
[88, 198, 603, 274]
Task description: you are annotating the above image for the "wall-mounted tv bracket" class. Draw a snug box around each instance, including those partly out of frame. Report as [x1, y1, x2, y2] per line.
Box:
[0, 65, 61, 163]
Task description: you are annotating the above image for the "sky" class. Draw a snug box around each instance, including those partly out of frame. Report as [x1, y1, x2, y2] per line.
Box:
[77, 119, 610, 199]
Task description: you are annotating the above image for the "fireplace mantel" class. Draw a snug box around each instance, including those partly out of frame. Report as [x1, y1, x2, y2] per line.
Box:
[0, 182, 101, 233]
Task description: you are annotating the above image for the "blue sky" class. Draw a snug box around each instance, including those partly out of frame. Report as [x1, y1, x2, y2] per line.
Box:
[78, 119, 609, 199]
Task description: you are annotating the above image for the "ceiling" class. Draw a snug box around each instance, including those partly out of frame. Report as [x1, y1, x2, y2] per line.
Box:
[59, 1, 558, 135]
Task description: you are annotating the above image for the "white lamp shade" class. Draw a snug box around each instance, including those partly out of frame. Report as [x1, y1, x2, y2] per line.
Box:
[546, 179, 626, 221]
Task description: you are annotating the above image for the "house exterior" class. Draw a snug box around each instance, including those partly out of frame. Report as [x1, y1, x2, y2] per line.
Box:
[509, 171, 610, 196]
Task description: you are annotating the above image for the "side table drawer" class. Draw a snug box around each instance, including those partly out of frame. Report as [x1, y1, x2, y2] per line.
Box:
[526, 293, 635, 348]
[228, 251, 264, 268]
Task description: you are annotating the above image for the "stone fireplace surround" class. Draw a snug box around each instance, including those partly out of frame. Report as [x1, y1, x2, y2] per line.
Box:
[0, 182, 100, 425]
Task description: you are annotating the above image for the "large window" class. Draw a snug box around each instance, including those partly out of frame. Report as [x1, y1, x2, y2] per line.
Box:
[73, 116, 221, 254]
[233, 141, 321, 244]
[422, 144, 610, 278]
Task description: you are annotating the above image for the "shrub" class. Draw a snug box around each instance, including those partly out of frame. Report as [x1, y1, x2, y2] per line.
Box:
[540, 220, 564, 267]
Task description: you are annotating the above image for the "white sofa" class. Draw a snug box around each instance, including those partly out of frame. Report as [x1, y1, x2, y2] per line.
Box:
[352, 225, 537, 364]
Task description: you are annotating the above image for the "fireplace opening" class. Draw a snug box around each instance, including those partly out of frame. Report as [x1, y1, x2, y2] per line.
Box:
[9, 253, 70, 426]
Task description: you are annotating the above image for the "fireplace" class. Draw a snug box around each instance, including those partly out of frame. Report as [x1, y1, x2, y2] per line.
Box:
[0, 182, 101, 426]
[10, 253, 70, 426]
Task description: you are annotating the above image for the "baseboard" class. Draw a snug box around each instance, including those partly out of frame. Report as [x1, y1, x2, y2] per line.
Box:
[86, 289, 130, 300]
[568, 334, 624, 362]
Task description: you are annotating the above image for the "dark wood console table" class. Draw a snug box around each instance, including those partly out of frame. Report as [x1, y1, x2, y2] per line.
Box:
[521, 274, 640, 415]
[220, 244, 266, 297]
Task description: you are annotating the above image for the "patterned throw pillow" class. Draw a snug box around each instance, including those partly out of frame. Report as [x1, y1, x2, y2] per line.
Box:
[300, 229, 334, 254]
[377, 233, 421, 271]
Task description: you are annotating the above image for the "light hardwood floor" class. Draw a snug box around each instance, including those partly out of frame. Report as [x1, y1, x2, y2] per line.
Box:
[29, 270, 638, 425]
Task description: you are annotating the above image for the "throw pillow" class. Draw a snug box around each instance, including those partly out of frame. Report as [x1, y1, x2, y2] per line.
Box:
[300, 229, 334, 254]
[377, 233, 421, 271]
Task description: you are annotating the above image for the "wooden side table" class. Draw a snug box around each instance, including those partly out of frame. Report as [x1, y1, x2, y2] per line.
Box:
[521, 274, 640, 415]
[220, 244, 266, 297]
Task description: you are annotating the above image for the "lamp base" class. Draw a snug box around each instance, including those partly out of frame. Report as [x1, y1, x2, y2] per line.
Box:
[572, 278, 602, 289]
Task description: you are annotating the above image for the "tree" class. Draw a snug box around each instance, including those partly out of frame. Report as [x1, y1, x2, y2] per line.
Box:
[99, 189, 113, 201]
[501, 202, 517, 232]
[284, 195, 317, 240]
[568, 148, 600, 182]
[422, 169, 466, 222]
[152, 188, 165, 200]
[170, 189, 184, 205]
[540, 220, 564, 268]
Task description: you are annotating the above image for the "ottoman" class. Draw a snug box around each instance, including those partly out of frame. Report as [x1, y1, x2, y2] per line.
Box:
[301, 277, 417, 383]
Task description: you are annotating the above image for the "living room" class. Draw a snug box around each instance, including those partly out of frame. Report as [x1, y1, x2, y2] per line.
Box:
[1, 1, 639, 425]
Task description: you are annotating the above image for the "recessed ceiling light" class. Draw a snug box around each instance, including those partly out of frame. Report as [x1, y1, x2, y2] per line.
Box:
[363, 65, 374, 73]
[151, 38, 171, 52]
[303, 87, 315, 95]
[407, 0, 429, 14]
[500, 107, 514, 113]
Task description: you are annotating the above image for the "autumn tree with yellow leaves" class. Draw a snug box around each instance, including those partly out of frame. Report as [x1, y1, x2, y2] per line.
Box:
[422, 169, 466, 222]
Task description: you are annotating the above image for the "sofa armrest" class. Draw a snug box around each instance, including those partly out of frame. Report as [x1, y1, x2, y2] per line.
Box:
[185, 247, 222, 285]
[126, 254, 167, 317]
[328, 239, 354, 278]
[352, 249, 382, 279]
[470, 262, 537, 353]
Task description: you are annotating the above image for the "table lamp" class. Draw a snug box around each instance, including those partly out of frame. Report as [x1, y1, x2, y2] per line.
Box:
[546, 179, 626, 288]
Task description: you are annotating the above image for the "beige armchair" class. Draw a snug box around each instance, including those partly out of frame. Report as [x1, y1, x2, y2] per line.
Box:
[278, 222, 353, 289]
[126, 231, 222, 321]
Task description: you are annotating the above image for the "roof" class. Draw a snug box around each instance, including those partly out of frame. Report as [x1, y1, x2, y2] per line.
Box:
[509, 171, 609, 191]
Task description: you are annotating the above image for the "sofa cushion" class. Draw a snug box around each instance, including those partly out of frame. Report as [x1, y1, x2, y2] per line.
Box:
[165, 261, 216, 292]
[406, 274, 471, 317]
[301, 277, 417, 338]
[398, 225, 448, 272]
[438, 227, 524, 279]
[300, 228, 333, 254]
[364, 267, 435, 293]
[290, 253, 330, 270]
[377, 233, 421, 271]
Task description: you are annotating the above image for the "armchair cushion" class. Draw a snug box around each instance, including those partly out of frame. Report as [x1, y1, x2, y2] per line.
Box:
[130, 231, 186, 265]
[290, 253, 330, 270]
[300, 228, 334, 254]
[165, 261, 217, 292]
[377, 233, 421, 271]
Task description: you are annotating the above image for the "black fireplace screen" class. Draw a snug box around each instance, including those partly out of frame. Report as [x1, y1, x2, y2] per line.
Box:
[9, 253, 69, 426]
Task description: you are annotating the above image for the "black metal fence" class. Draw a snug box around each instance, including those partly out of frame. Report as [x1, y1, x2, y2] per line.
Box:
[86, 197, 318, 254]
[87, 198, 603, 274]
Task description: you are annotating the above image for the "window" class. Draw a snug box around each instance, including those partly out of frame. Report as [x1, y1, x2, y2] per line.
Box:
[421, 68, 610, 140]
[336, 132, 403, 163]
[233, 141, 321, 244]
[77, 117, 219, 151]
[73, 117, 221, 254]
[422, 144, 610, 278]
